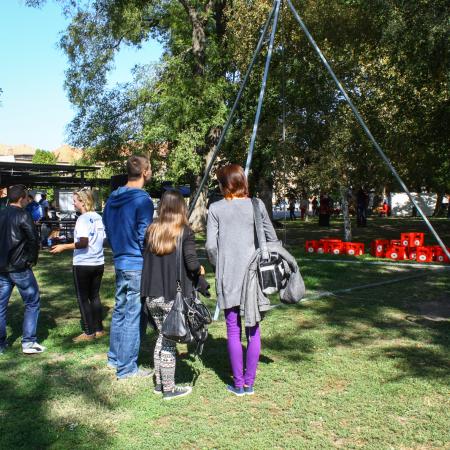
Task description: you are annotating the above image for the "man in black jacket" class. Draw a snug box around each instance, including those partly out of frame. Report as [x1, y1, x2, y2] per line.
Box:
[0, 185, 45, 355]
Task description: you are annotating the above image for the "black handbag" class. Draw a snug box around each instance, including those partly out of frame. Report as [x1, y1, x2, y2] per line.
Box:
[251, 198, 288, 295]
[161, 231, 212, 353]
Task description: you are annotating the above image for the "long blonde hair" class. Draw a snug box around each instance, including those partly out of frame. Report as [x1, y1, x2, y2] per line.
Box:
[147, 190, 188, 255]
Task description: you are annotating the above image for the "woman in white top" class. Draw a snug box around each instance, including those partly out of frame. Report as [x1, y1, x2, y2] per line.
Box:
[51, 188, 106, 342]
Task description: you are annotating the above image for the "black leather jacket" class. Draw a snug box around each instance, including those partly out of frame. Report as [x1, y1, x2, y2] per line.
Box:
[0, 206, 39, 272]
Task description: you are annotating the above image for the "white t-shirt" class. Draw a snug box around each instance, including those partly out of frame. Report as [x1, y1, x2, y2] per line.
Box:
[73, 211, 105, 266]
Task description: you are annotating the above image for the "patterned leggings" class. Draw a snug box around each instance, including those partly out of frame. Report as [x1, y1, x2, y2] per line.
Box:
[146, 296, 176, 392]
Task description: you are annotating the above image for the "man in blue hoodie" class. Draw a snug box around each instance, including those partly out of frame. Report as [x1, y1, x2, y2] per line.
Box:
[103, 155, 154, 379]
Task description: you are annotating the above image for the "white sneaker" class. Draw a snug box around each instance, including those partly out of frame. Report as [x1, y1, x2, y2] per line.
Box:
[23, 342, 46, 354]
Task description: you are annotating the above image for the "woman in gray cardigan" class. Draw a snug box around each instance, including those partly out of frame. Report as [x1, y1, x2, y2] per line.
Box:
[206, 164, 277, 396]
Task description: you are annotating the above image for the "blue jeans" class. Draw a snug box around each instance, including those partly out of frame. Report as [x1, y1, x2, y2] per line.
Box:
[0, 269, 41, 349]
[107, 269, 143, 378]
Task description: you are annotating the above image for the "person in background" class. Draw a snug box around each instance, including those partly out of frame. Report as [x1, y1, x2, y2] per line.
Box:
[103, 155, 154, 380]
[0, 185, 44, 355]
[311, 196, 318, 216]
[0, 188, 8, 210]
[50, 188, 106, 343]
[141, 190, 209, 400]
[26, 194, 42, 223]
[39, 194, 49, 220]
[318, 193, 332, 226]
[206, 164, 278, 396]
[356, 188, 369, 227]
[300, 195, 308, 220]
[288, 198, 296, 220]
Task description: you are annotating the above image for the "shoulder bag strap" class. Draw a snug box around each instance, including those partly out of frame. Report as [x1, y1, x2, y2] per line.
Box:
[176, 227, 185, 293]
[251, 198, 269, 261]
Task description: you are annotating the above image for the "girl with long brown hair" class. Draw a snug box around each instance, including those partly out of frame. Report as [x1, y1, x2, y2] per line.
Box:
[141, 189, 209, 400]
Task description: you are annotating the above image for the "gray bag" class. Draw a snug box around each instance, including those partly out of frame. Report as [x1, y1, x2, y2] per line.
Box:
[251, 198, 305, 304]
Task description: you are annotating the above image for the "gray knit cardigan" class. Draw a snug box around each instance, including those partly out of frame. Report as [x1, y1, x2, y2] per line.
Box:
[205, 197, 278, 310]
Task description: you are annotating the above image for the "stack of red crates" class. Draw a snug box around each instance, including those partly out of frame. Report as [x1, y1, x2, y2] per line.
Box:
[370, 232, 450, 264]
[305, 238, 364, 256]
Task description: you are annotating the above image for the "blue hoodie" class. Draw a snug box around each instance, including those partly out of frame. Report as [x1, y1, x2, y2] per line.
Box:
[103, 187, 154, 270]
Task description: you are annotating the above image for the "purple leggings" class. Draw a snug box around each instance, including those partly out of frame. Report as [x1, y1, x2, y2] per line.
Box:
[224, 306, 261, 388]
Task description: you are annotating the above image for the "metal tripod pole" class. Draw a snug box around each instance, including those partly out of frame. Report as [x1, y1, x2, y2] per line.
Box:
[287, 0, 450, 259]
[188, 0, 278, 217]
[244, 0, 282, 177]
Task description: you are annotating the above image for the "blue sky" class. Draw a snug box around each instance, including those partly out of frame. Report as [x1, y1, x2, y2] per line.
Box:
[0, 1, 163, 150]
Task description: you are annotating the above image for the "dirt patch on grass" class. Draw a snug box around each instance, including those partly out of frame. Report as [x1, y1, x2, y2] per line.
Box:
[318, 378, 349, 396]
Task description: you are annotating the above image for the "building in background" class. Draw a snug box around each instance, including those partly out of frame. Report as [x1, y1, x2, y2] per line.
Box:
[0, 143, 83, 164]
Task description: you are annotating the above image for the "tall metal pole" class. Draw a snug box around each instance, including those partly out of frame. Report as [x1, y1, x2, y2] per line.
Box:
[244, 0, 282, 177]
[287, 0, 450, 259]
[188, 1, 278, 217]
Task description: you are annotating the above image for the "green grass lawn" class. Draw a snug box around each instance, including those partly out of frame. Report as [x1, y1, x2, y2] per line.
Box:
[0, 218, 449, 449]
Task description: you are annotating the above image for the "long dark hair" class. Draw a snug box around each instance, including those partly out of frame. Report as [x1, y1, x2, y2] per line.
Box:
[147, 190, 188, 255]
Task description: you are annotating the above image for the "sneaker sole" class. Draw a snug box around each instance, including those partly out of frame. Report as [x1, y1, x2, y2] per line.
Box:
[226, 388, 245, 397]
[163, 387, 192, 401]
[23, 350, 45, 355]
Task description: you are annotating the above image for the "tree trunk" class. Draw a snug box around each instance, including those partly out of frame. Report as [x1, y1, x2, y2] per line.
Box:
[340, 186, 352, 242]
[256, 175, 274, 221]
[189, 125, 221, 231]
[189, 143, 216, 232]
[433, 192, 444, 216]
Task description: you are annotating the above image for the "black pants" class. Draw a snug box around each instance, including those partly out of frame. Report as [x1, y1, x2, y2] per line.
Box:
[319, 213, 330, 226]
[72, 265, 104, 335]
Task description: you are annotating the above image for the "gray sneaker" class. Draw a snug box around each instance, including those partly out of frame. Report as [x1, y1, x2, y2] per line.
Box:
[22, 342, 46, 355]
[117, 368, 154, 380]
[163, 385, 192, 401]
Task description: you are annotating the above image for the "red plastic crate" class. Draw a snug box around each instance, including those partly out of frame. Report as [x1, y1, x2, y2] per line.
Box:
[318, 238, 341, 254]
[432, 246, 450, 263]
[401, 232, 424, 247]
[305, 240, 318, 253]
[316, 241, 326, 254]
[371, 239, 389, 257]
[345, 242, 365, 256]
[416, 246, 433, 263]
[324, 241, 344, 255]
[407, 247, 417, 261]
[390, 239, 402, 246]
[386, 245, 407, 260]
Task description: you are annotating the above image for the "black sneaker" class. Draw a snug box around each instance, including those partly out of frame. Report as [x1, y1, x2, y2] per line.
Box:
[163, 385, 192, 401]
[153, 384, 162, 395]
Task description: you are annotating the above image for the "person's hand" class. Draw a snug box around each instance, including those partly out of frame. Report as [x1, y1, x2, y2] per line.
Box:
[196, 275, 210, 298]
[50, 244, 65, 254]
[199, 265, 205, 276]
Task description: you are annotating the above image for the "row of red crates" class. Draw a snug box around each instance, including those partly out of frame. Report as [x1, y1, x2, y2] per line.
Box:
[305, 239, 364, 256]
[305, 236, 450, 263]
[370, 239, 450, 263]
